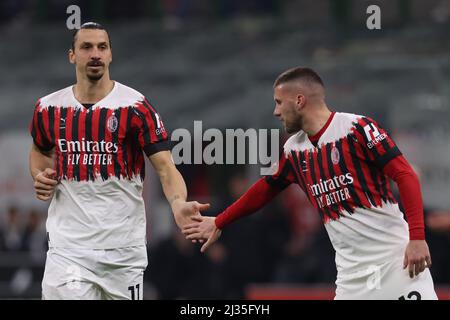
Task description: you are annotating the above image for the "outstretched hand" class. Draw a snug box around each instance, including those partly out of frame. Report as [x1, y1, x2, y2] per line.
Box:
[172, 200, 210, 230]
[182, 216, 222, 252]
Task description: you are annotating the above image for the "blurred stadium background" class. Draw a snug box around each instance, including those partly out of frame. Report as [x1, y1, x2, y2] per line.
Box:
[0, 0, 449, 299]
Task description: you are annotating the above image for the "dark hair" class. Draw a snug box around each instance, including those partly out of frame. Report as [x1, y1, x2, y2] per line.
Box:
[71, 22, 111, 51]
[274, 67, 324, 88]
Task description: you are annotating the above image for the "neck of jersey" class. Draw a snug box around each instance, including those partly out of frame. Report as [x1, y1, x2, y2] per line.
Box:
[308, 111, 335, 147]
[82, 103, 94, 109]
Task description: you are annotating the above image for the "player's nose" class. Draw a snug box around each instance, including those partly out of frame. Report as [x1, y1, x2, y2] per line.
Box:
[273, 106, 281, 117]
[90, 48, 101, 59]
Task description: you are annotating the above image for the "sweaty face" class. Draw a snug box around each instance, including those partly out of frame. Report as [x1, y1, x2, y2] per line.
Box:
[273, 84, 303, 134]
[70, 29, 112, 81]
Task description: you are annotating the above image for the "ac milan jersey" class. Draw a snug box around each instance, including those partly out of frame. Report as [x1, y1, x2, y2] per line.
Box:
[30, 81, 169, 249]
[267, 112, 409, 275]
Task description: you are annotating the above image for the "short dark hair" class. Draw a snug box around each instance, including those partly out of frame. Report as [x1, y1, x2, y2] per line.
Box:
[274, 67, 324, 88]
[71, 22, 111, 51]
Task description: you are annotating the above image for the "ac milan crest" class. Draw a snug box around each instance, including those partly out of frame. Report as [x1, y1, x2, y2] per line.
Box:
[107, 114, 118, 133]
[331, 146, 340, 165]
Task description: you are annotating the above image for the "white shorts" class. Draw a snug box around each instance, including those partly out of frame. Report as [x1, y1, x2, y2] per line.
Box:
[335, 257, 438, 300]
[42, 246, 147, 300]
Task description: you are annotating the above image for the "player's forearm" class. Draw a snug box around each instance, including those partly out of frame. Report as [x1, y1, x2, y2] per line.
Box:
[149, 150, 188, 212]
[158, 165, 188, 210]
[215, 178, 283, 229]
[383, 156, 425, 240]
[29, 144, 55, 180]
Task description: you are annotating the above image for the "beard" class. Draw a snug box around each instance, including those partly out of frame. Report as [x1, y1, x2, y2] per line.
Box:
[85, 61, 106, 81]
[285, 125, 298, 134]
[284, 115, 303, 134]
[86, 71, 104, 81]
[285, 125, 301, 134]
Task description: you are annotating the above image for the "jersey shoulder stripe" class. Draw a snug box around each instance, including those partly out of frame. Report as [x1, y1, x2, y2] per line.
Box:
[36, 82, 152, 110]
[100, 82, 144, 108]
[283, 131, 308, 156]
[282, 112, 368, 156]
[39, 86, 73, 108]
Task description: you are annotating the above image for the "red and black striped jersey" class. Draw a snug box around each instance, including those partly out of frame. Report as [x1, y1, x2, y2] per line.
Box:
[267, 112, 410, 275]
[29, 81, 169, 249]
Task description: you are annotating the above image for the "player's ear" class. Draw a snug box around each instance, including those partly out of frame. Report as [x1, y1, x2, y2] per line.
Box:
[68, 49, 75, 64]
[296, 94, 306, 110]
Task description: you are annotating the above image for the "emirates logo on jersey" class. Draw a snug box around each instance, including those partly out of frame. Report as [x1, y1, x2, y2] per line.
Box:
[58, 138, 118, 153]
[107, 115, 118, 133]
[309, 173, 354, 197]
[308, 173, 354, 209]
[57, 138, 119, 167]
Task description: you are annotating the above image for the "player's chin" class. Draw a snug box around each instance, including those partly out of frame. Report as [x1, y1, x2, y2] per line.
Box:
[86, 71, 104, 81]
[285, 126, 296, 134]
[284, 123, 301, 134]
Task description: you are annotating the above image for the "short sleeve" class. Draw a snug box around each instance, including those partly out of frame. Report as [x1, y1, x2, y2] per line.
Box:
[132, 98, 170, 156]
[29, 100, 54, 152]
[264, 150, 296, 189]
[353, 117, 402, 168]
